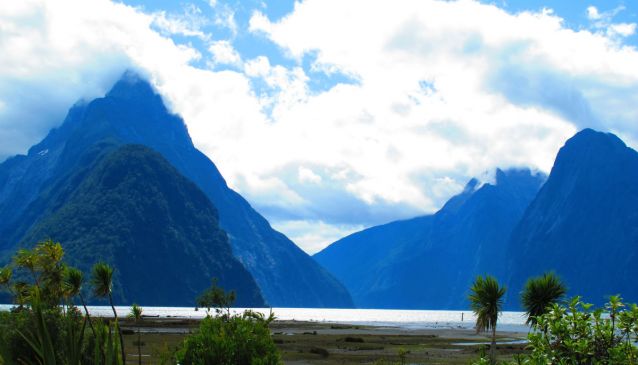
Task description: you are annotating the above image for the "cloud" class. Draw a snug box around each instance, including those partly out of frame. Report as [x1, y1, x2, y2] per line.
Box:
[151, 4, 211, 40]
[235, 0, 638, 251]
[208, 40, 242, 67]
[243, 55, 309, 118]
[270, 220, 364, 255]
[488, 65, 602, 130]
[587, 5, 625, 21]
[587, 6, 602, 20]
[608, 23, 636, 38]
[586, 5, 636, 39]
[0, 1, 137, 156]
[2, 0, 638, 253]
[211, 2, 238, 37]
[248, 10, 272, 35]
[298, 166, 322, 184]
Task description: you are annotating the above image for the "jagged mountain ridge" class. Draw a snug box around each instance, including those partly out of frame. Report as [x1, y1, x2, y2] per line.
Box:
[315, 169, 546, 309]
[0, 72, 353, 308]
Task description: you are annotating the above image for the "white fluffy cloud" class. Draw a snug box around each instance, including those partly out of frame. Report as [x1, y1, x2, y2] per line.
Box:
[208, 40, 242, 66]
[1, 0, 638, 253]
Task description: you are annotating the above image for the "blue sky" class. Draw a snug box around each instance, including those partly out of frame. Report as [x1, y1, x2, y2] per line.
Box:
[1, 0, 637, 253]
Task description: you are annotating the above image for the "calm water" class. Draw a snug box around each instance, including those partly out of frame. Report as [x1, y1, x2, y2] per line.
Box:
[0, 305, 529, 332]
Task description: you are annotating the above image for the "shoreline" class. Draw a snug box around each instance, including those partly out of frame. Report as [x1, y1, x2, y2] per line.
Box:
[1, 304, 529, 333]
[115, 317, 529, 364]
[118, 316, 529, 338]
[2, 304, 530, 363]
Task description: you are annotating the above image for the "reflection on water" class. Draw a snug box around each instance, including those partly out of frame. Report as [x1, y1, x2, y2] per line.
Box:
[0, 305, 529, 332]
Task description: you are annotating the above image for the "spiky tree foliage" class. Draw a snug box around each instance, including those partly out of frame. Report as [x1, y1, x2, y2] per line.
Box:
[63, 267, 82, 298]
[0, 242, 126, 364]
[0, 266, 13, 305]
[91, 263, 113, 299]
[469, 275, 506, 364]
[14, 249, 37, 282]
[5, 242, 87, 365]
[91, 262, 125, 363]
[0, 266, 11, 289]
[521, 272, 567, 328]
[17, 287, 58, 365]
[129, 304, 143, 365]
[64, 267, 99, 341]
[34, 241, 65, 300]
[12, 240, 66, 307]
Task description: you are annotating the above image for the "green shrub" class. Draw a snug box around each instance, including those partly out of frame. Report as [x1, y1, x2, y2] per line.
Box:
[526, 296, 638, 364]
[473, 296, 638, 364]
[0, 241, 123, 365]
[0, 309, 34, 362]
[176, 310, 281, 365]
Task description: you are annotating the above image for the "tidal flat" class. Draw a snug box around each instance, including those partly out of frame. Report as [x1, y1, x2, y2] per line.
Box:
[118, 317, 528, 364]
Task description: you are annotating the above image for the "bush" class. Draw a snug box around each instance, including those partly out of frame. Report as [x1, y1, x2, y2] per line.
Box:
[2, 242, 283, 365]
[0, 241, 123, 365]
[0, 309, 33, 362]
[472, 296, 638, 364]
[176, 310, 281, 365]
[526, 296, 638, 363]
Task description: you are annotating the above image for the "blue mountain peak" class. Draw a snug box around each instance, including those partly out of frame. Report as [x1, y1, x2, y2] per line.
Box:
[106, 70, 160, 103]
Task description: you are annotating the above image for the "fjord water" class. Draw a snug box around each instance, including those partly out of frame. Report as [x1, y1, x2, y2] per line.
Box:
[0, 305, 528, 332]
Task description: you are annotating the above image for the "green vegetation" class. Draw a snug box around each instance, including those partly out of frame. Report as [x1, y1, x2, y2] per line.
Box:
[468, 275, 506, 364]
[0, 240, 123, 364]
[473, 296, 638, 364]
[468, 272, 637, 364]
[4, 239, 638, 365]
[0, 240, 281, 364]
[91, 262, 125, 363]
[527, 296, 638, 363]
[129, 304, 143, 365]
[172, 281, 281, 365]
[175, 310, 281, 365]
[16, 144, 265, 307]
[196, 278, 236, 315]
[520, 272, 567, 328]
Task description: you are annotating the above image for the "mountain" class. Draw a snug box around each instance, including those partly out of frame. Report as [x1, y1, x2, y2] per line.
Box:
[314, 169, 545, 309]
[0, 72, 353, 308]
[505, 129, 638, 307]
[20, 144, 265, 306]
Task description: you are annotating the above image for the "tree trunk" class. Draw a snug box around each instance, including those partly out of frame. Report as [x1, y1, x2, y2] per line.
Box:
[80, 293, 105, 362]
[138, 327, 142, 365]
[490, 325, 496, 364]
[79, 293, 97, 337]
[109, 294, 126, 364]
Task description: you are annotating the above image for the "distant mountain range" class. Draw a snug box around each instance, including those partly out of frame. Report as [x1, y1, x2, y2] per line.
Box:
[315, 128, 638, 309]
[0, 72, 353, 308]
[2, 71, 635, 310]
[314, 169, 545, 309]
